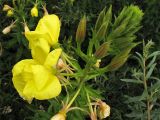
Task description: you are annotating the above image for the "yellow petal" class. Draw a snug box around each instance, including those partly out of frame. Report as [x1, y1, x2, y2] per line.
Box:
[23, 66, 61, 100]
[31, 65, 50, 91]
[23, 80, 35, 102]
[12, 59, 37, 99]
[36, 14, 61, 46]
[44, 48, 62, 72]
[31, 38, 50, 64]
[25, 31, 51, 49]
[34, 75, 61, 100]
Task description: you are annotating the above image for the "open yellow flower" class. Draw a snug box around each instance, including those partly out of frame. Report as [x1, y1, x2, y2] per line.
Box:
[25, 14, 61, 64]
[12, 48, 62, 103]
[25, 14, 60, 46]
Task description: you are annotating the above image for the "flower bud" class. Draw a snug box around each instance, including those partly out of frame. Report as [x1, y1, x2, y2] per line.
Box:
[31, 5, 38, 17]
[7, 9, 14, 17]
[107, 49, 130, 71]
[98, 100, 110, 119]
[94, 42, 110, 59]
[95, 7, 106, 32]
[50, 113, 66, 120]
[76, 15, 86, 43]
[3, 4, 12, 11]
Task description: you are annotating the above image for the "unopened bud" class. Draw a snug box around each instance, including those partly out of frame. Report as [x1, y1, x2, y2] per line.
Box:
[31, 5, 38, 17]
[94, 42, 110, 59]
[7, 9, 14, 17]
[96, 22, 108, 40]
[50, 113, 66, 120]
[98, 100, 110, 119]
[107, 50, 130, 71]
[95, 7, 106, 32]
[3, 4, 12, 11]
[76, 15, 86, 43]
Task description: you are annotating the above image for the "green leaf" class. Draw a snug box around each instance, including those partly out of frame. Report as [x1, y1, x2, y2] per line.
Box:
[146, 63, 156, 79]
[121, 79, 143, 84]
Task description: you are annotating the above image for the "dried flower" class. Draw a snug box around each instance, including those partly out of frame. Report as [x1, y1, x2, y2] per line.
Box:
[97, 100, 110, 119]
[2, 20, 16, 34]
[3, 4, 12, 11]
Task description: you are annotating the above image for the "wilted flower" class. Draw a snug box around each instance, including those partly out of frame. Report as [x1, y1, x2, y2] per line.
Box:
[31, 5, 38, 17]
[97, 100, 110, 119]
[2, 20, 16, 34]
[3, 4, 12, 11]
[2, 26, 12, 34]
[12, 48, 62, 103]
[7, 9, 14, 17]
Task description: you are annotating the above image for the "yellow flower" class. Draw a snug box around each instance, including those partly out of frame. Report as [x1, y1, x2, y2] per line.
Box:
[7, 9, 14, 17]
[24, 15, 61, 63]
[25, 14, 61, 46]
[12, 48, 62, 103]
[31, 5, 38, 17]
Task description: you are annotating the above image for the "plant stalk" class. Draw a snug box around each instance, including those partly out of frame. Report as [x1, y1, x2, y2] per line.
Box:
[143, 57, 151, 120]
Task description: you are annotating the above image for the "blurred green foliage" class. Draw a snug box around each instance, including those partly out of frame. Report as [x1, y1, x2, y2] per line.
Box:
[0, 0, 160, 120]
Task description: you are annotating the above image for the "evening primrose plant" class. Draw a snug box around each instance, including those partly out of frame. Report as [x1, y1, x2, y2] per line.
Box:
[2, 3, 143, 120]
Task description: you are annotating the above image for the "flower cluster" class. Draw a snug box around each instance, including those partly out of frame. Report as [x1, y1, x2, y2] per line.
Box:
[12, 14, 62, 103]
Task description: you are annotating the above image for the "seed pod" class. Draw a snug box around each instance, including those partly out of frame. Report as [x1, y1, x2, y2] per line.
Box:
[76, 15, 86, 43]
